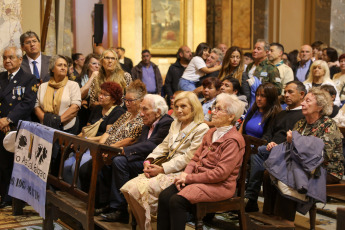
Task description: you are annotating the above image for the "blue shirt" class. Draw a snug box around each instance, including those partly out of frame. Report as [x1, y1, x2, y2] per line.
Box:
[245, 110, 265, 138]
[142, 64, 157, 93]
[296, 60, 311, 82]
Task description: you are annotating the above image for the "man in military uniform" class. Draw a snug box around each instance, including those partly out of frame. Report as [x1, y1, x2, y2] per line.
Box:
[246, 39, 282, 94]
[0, 46, 37, 208]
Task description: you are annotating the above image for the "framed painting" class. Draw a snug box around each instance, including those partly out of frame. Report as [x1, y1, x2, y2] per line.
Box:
[143, 0, 186, 55]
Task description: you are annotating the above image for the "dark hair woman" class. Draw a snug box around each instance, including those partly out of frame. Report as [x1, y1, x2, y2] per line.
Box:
[179, 42, 221, 91]
[240, 82, 281, 138]
[218, 46, 251, 101]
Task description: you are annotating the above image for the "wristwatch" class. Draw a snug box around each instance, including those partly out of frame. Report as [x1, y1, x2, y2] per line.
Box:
[6, 117, 13, 124]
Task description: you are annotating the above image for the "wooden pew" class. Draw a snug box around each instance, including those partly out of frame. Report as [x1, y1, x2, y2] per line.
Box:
[41, 131, 129, 229]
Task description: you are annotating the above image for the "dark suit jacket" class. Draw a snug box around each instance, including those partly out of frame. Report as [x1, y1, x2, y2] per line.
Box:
[120, 57, 134, 73]
[123, 114, 174, 162]
[293, 60, 313, 82]
[0, 68, 37, 125]
[21, 54, 51, 83]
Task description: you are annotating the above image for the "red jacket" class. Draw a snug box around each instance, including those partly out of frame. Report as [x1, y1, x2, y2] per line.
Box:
[178, 127, 245, 203]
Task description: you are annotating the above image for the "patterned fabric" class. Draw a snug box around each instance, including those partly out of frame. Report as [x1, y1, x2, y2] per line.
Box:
[104, 111, 143, 146]
[293, 116, 344, 180]
[89, 72, 132, 106]
[246, 59, 282, 94]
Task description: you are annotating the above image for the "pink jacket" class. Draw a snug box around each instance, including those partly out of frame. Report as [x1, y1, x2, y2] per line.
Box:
[178, 127, 245, 204]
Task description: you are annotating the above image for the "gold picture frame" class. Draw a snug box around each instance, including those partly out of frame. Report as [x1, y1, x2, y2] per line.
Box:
[143, 0, 186, 55]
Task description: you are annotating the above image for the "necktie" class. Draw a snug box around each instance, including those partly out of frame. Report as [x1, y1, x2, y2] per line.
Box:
[32, 61, 40, 80]
[8, 73, 13, 82]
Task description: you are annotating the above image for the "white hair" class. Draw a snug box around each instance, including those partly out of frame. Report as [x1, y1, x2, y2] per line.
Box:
[144, 94, 168, 116]
[216, 93, 245, 124]
[3, 46, 23, 58]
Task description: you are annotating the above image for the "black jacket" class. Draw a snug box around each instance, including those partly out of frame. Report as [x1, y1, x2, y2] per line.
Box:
[164, 60, 186, 97]
[120, 57, 134, 73]
[123, 114, 174, 162]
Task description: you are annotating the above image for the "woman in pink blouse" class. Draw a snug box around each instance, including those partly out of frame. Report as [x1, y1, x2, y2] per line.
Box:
[157, 93, 246, 230]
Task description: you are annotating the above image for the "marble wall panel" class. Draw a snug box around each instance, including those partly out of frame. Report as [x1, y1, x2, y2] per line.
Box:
[330, 0, 345, 54]
[232, 0, 252, 49]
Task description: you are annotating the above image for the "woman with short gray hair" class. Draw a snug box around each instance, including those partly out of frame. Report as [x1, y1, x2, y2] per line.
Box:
[35, 55, 81, 134]
[262, 86, 344, 227]
[157, 93, 245, 230]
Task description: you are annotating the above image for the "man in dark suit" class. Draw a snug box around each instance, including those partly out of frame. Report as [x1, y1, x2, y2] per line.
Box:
[100, 94, 173, 223]
[116, 47, 133, 73]
[293, 45, 313, 82]
[20, 31, 51, 83]
[0, 46, 38, 208]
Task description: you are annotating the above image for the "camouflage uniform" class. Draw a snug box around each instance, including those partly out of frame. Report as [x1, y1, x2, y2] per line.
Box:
[246, 59, 282, 94]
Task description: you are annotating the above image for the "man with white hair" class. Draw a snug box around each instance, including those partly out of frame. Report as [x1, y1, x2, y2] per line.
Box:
[100, 94, 174, 222]
[0, 46, 37, 208]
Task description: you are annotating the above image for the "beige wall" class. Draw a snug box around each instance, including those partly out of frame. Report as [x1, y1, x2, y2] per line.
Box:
[279, 0, 306, 52]
[120, 0, 207, 80]
[75, 0, 100, 55]
[21, 0, 41, 39]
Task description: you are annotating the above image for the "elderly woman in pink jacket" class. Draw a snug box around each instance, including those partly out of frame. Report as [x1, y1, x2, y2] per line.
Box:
[157, 93, 246, 230]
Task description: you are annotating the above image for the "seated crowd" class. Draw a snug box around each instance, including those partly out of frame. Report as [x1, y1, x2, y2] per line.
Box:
[0, 30, 344, 230]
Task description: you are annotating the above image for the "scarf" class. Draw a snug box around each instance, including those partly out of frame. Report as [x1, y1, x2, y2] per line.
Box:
[43, 77, 68, 114]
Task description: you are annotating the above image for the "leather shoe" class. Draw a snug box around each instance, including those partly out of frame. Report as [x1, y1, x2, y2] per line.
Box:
[100, 210, 129, 223]
[0, 201, 12, 209]
[245, 199, 259, 212]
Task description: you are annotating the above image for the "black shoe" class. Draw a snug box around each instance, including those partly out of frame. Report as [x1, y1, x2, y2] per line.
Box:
[245, 199, 259, 212]
[94, 205, 111, 216]
[0, 201, 12, 209]
[100, 210, 129, 223]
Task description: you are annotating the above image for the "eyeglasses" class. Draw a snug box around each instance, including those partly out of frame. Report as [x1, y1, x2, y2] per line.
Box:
[90, 62, 100, 66]
[104, 56, 117, 61]
[123, 97, 139, 103]
[212, 106, 226, 113]
[24, 40, 39, 45]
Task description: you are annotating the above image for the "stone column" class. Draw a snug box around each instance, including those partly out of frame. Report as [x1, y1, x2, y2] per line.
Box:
[330, 0, 345, 54]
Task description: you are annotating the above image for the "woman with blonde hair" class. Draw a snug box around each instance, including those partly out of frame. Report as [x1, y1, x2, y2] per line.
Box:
[89, 48, 132, 107]
[303, 60, 341, 106]
[114, 91, 209, 229]
[218, 46, 251, 101]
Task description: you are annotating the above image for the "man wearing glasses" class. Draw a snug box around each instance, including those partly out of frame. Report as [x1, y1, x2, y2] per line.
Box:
[20, 31, 51, 83]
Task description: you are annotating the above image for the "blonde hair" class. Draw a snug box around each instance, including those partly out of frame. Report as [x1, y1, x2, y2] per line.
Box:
[309, 87, 333, 116]
[93, 48, 127, 96]
[304, 60, 331, 84]
[173, 91, 204, 123]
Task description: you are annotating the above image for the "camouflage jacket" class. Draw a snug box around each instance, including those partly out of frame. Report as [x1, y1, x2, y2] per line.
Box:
[293, 116, 344, 180]
[246, 59, 282, 94]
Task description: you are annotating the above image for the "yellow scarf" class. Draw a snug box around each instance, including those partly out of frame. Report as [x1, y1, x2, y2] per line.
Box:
[43, 77, 68, 114]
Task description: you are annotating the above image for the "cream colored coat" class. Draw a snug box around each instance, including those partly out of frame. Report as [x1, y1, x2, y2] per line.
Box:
[147, 120, 209, 174]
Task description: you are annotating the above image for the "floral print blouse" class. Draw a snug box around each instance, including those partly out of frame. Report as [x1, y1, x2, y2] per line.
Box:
[293, 116, 344, 180]
[104, 111, 143, 146]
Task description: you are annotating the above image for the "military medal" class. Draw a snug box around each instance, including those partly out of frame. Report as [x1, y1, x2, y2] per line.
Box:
[22, 87, 25, 98]
[17, 86, 22, 100]
[12, 88, 16, 99]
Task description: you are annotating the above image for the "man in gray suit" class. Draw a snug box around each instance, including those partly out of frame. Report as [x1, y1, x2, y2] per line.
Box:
[20, 31, 51, 83]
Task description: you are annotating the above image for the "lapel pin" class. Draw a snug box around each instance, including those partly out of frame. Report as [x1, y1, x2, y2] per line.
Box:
[14, 80, 17, 84]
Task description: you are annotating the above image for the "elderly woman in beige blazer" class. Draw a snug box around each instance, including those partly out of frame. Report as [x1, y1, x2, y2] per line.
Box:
[118, 91, 209, 230]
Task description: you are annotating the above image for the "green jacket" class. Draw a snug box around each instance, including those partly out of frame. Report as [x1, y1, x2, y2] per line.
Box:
[246, 59, 282, 94]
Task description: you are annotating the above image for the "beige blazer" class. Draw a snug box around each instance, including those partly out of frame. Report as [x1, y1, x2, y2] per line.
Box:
[147, 120, 209, 174]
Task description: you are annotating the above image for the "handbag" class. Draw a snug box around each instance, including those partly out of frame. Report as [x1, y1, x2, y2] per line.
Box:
[81, 105, 116, 138]
[152, 123, 201, 166]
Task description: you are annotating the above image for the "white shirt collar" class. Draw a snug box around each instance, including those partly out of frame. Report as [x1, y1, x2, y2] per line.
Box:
[9, 68, 21, 79]
[27, 53, 42, 64]
[287, 105, 302, 111]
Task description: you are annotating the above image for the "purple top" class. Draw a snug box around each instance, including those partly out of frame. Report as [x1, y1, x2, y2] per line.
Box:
[296, 59, 311, 82]
[142, 64, 157, 93]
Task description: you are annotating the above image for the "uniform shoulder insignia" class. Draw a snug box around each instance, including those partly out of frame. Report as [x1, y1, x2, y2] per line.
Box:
[31, 84, 38, 93]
